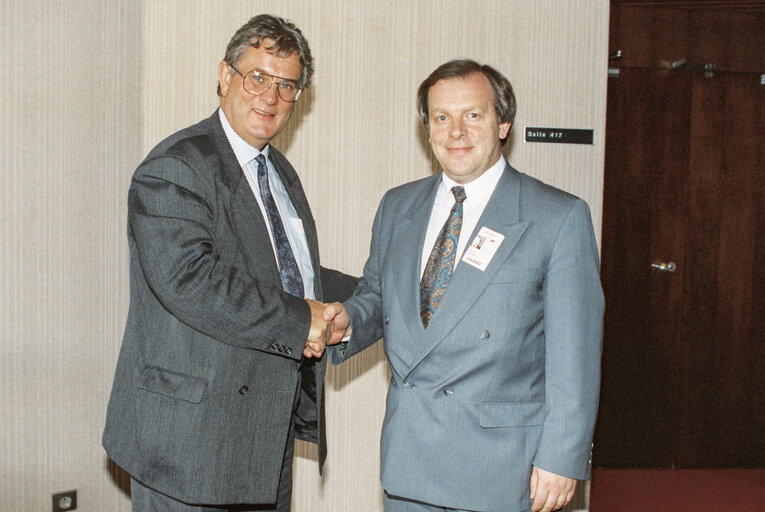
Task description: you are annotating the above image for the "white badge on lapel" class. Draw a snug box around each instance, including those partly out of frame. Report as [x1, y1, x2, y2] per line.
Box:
[462, 226, 504, 271]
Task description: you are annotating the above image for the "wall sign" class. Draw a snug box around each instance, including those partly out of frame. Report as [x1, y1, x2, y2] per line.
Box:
[524, 127, 593, 144]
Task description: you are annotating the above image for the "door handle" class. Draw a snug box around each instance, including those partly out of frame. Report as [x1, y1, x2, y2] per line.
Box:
[651, 262, 676, 273]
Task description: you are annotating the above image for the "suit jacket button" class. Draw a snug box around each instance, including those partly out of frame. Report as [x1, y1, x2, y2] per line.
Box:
[384, 315, 390, 325]
[443, 388, 454, 396]
[285, 347, 292, 355]
[479, 330, 490, 340]
[271, 342, 279, 350]
[403, 381, 413, 388]
[239, 386, 248, 395]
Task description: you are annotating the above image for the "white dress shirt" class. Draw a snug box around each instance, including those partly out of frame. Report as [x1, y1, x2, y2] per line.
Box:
[218, 109, 315, 299]
[420, 157, 506, 278]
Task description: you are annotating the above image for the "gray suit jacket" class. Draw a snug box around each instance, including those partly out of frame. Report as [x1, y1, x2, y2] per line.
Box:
[331, 164, 604, 512]
[103, 111, 356, 505]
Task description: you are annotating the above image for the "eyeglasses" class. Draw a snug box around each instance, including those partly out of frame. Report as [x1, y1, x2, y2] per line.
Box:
[228, 64, 303, 103]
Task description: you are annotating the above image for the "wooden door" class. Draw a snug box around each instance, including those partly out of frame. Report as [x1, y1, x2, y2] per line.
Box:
[594, 60, 765, 468]
[595, 67, 690, 468]
[594, 1, 765, 469]
[676, 70, 765, 467]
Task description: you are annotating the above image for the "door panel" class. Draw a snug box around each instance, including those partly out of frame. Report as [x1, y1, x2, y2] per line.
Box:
[595, 67, 765, 469]
[676, 72, 765, 467]
[596, 68, 690, 468]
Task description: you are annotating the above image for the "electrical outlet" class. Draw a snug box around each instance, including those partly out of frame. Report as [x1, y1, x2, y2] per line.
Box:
[52, 490, 77, 512]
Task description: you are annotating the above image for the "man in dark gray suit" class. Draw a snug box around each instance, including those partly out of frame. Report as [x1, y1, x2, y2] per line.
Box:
[324, 60, 604, 512]
[103, 14, 356, 512]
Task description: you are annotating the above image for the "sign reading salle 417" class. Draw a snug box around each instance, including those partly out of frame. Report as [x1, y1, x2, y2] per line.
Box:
[525, 127, 593, 144]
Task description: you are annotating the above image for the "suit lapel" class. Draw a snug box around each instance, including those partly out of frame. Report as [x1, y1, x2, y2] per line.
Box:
[231, 179, 281, 280]
[206, 113, 319, 296]
[407, 165, 529, 375]
[206, 113, 282, 284]
[391, 177, 441, 350]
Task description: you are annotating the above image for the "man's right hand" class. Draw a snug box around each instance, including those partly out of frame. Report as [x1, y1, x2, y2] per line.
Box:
[303, 301, 351, 358]
[530, 466, 577, 512]
[322, 302, 350, 344]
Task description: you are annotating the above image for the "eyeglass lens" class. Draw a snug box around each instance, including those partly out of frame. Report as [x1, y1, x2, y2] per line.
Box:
[243, 71, 301, 102]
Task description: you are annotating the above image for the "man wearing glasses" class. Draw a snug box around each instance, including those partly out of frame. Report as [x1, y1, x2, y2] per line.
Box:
[103, 14, 356, 512]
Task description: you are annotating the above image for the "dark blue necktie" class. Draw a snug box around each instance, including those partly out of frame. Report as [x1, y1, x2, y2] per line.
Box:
[420, 186, 466, 327]
[255, 154, 304, 298]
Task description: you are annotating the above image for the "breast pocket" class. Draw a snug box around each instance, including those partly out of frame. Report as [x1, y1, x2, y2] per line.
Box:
[490, 267, 543, 284]
[483, 266, 544, 320]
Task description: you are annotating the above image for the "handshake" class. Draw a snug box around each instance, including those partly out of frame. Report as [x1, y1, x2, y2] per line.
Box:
[303, 299, 349, 359]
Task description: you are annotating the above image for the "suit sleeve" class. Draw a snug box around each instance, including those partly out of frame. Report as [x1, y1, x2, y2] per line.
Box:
[532, 199, 605, 480]
[328, 193, 388, 364]
[128, 154, 310, 358]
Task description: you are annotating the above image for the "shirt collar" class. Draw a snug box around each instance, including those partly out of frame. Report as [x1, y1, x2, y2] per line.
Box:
[439, 156, 506, 208]
[218, 108, 269, 168]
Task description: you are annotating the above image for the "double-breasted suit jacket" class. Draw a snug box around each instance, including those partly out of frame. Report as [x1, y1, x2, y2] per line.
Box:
[103, 111, 356, 505]
[331, 164, 604, 512]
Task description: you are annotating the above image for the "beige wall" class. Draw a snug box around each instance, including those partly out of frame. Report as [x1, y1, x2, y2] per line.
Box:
[1, 1, 608, 510]
[1, 0, 141, 510]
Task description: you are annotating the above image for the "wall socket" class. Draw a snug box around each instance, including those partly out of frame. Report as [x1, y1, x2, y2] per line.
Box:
[52, 490, 77, 512]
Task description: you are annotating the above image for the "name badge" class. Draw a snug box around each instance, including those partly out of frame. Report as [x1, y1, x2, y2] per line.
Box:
[462, 227, 504, 271]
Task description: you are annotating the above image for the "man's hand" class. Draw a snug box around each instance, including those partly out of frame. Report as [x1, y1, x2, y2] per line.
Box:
[304, 299, 329, 358]
[530, 466, 577, 512]
[322, 302, 351, 344]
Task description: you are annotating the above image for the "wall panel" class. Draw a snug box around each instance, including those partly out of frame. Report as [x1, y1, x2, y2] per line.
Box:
[1, 1, 141, 510]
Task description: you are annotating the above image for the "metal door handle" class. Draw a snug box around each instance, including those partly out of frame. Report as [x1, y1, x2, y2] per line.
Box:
[651, 262, 676, 272]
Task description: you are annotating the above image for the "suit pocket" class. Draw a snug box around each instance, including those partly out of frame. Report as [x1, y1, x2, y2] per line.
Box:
[490, 267, 542, 284]
[137, 366, 208, 404]
[478, 401, 544, 428]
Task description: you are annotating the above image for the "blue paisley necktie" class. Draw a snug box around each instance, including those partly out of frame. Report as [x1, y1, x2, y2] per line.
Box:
[420, 186, 466, 327]
[255, 154, 304, 298]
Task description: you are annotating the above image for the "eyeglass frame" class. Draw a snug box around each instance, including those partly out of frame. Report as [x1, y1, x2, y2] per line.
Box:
[227, 63, 303, 103]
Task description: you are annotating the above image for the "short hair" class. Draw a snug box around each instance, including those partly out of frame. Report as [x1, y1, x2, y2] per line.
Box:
[217, 14, 314, 96]
[416, 59, 517, 145]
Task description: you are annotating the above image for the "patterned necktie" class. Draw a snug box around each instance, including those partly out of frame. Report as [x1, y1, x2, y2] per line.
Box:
[420, 186, 466, 327]
[255, 154, 304, 298]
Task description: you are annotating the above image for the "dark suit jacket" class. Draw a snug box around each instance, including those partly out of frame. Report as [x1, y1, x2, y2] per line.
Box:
[102, 111, 356, 505]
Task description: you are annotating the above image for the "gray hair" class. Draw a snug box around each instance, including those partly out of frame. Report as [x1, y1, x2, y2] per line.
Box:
[416, 59, 516, 145]
[217, 14, 314, 95]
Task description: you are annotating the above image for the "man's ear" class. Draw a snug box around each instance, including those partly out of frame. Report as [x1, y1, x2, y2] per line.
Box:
[218, 60, 232, 96]
[499, 121, 512, 140]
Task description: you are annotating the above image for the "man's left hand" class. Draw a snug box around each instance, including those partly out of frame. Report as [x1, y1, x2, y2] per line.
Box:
[529, 466, 577, 512]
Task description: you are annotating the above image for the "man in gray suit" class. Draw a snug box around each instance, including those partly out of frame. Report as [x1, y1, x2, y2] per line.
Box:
[323, 60, 604, 512]
[103, 14, 356, 512]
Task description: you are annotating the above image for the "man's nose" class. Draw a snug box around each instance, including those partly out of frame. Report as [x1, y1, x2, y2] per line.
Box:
[449, 119, 465, 138]
[260, 81, 279, 105]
